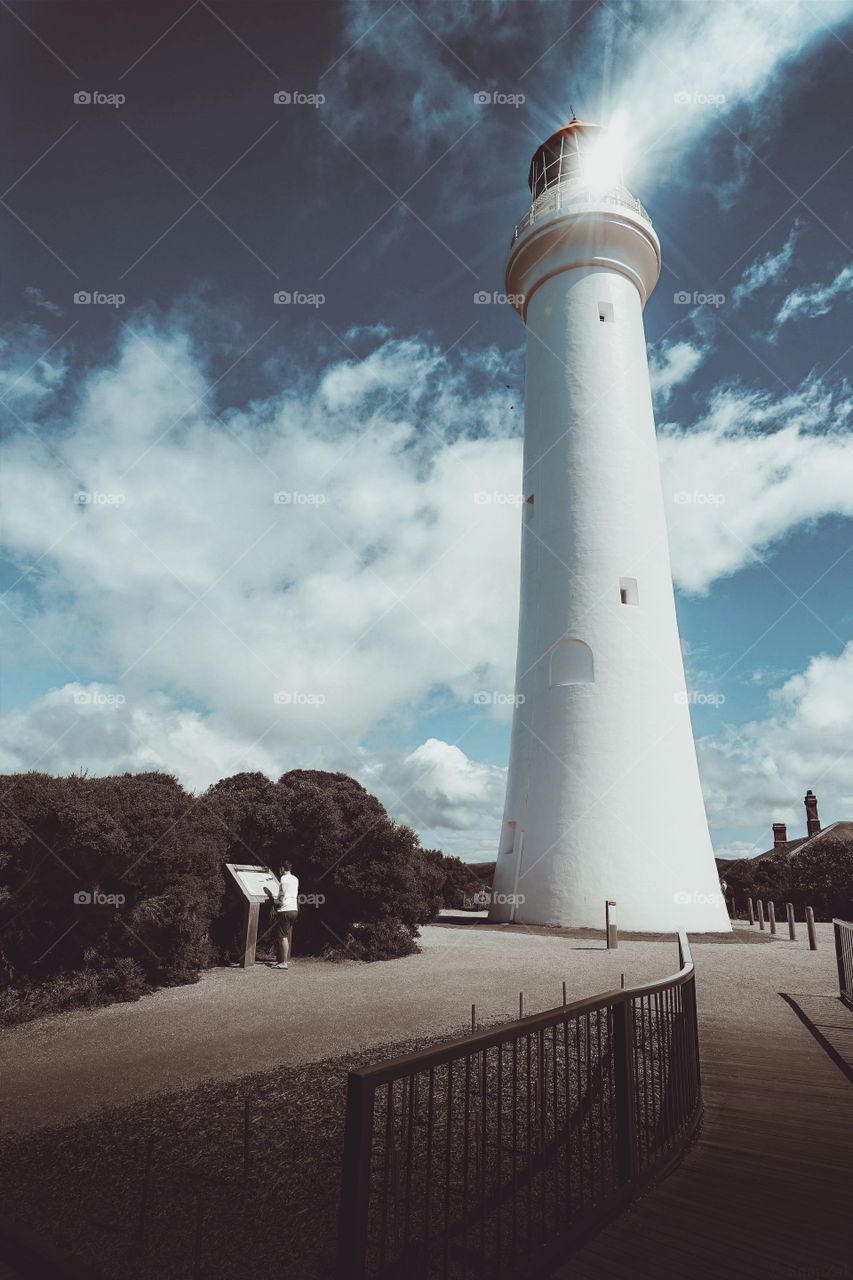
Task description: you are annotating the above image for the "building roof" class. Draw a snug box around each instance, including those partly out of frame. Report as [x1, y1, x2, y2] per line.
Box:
[719, 821, 853, 878]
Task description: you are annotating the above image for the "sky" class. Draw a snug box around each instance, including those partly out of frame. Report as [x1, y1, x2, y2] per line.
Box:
[1, 0, 852, 864]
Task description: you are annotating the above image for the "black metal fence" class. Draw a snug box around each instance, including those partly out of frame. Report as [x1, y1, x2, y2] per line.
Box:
[834, 919, 853, 1009]
[337, 932, 701, 1279]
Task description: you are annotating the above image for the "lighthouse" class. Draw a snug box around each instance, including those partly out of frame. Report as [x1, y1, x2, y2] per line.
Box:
[490, 118, 730, 933]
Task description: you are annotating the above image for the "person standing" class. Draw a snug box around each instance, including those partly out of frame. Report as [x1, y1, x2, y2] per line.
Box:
[265, 861, 299, 970]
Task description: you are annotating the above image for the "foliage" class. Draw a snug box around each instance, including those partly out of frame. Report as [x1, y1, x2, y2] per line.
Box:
[724, 836, 853, 920]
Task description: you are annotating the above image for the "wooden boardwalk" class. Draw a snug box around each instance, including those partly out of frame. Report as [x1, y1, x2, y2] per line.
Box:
[555, 948, 853, 1280]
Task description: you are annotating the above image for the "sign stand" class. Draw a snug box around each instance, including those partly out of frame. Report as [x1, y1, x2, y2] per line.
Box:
[225, 863, 281, 968]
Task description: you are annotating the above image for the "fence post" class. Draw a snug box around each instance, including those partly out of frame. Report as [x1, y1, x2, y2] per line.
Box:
[747, 897, 754, 926]
[786, 902, 796, 940]
[729, 895, 736, 919]
[768, 902, 776, 935]
[337, 1073, 374, 1280]
[138, 1135, 154, 1243]
[757, 899, 765, 930]
[835, 921, 852, 1007]
[471, 1004, 476, 1032]
[611, 998, 638, 1188]
[806, 907, 817, 951]
[606, 900, 618, 949]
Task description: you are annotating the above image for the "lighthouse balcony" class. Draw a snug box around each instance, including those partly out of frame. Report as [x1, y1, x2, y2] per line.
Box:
[511, 182, 651, 245]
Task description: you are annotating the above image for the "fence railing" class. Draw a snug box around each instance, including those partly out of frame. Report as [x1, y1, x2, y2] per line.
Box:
[337, 932, 700, 1279]
[834, 919, 853, 1009]
[511, 182, 651, 245]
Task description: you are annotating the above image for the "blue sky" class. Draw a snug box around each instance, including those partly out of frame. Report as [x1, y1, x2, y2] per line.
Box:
[1, 0, 852, 862]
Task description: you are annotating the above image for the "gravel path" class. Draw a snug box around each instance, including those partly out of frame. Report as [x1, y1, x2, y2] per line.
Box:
[2, 918, 829, 1139]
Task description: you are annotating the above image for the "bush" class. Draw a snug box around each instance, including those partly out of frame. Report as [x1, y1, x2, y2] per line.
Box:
[725, 835, 853, 921]
[0, 771, 226, 1017]
[204, 769, 446, 961]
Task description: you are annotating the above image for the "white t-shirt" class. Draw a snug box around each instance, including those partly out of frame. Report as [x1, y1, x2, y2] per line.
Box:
[277, 872, 299, 912]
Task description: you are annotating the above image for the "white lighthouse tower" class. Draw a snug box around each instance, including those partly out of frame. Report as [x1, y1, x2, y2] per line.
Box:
[490, 118, 730, 933]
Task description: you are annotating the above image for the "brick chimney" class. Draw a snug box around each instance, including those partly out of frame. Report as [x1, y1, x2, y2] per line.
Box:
[772, 822, 788, 847]
[804, 789, 821, 838]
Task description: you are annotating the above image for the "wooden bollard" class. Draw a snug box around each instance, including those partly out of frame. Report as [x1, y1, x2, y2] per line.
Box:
[471, 1003, 476, 1032]
[768, 902, 777, 935]
[747, 897, 755, 925]
[620, 973, 625, 989]
[606, 900, 618, 949]
[806, 906, 817, 951]
[786, 902, 796, 940]
[757, 899, 765, 930]
[562, 981, 567, 1006]
[519, 992, 524, 1019]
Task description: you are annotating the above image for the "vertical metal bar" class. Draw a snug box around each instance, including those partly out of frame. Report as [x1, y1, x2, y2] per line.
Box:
[552, 1020, 559, 1227]
[462, 1054, 471, 1238]
[480, 1048, 487, 1260]
[538, 1026, 546, 1239]
[611, 998, 638, 1188]
[526, 1032, 533, 1238]
[243, 1099, 250, 1180]
[337, 1073, 374, 1280]
[424, 1067, 435, 1258]
[403, 1075, 415, 1248]
[379, 1081, 393, 1269]
[835, 921, 848, 1000]
[443, 1062, 453, 1279]
[496, 1043, 503, 1263]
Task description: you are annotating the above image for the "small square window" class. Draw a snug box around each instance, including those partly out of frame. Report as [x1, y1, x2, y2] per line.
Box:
[598, 302, 614, 323]
[619, 576, 639, 605]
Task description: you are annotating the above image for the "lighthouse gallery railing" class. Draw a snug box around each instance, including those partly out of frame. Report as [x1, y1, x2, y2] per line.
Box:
[337, 931, 701, 1279]
[511, 182, 651, 245]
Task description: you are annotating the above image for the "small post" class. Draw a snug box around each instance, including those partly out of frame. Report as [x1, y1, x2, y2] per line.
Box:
[138, 1135, 154, 1243]
[757, 899, 765, 930]
[747, 897, 754, 926]
[768, 901, 777, 935]
[729, 895, 736, 919]
[471, 1003, 476, 1032]
[620, 973, 625, 989]
[611, 999, 638, 1187]
[786, 902, 796, 940]
[562, 981, 567, 1006]
[806, 906, 817, 951]
[243, 1099, 250, 1179]
[519, 992, 524, 1019]
[606, 900, 618, 949]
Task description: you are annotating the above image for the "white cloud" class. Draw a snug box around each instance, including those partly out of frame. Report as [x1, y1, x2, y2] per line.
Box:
[772, 262, 853, 334]
[699, 643, 853, 835]
[648, 338, 707, 405]
[659, 373, 853, 594]
[731, 223, 800, 306]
